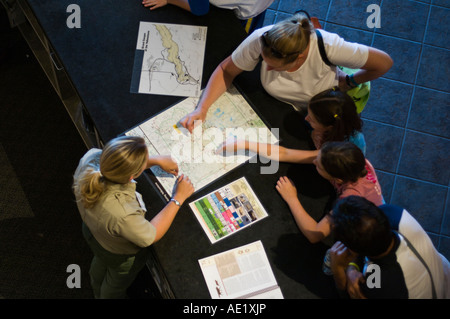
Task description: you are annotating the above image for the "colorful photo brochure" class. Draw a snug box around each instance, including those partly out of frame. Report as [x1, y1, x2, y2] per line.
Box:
[189, 177, 268, 244]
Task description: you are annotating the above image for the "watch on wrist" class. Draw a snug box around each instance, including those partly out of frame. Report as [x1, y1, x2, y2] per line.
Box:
[345, 74, 355, 88]
[346, 74, 358, 88]
[170, 198, 181, 206]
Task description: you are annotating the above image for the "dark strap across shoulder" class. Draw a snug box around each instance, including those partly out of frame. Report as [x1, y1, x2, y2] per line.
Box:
[394, 231, 437, 299]
[315, 29, 333, 67]
[295, 9, 333, 67]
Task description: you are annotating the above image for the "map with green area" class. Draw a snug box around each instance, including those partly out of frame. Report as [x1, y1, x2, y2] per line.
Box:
[125, 85, 278, 200]
[131, 22, 207, 97]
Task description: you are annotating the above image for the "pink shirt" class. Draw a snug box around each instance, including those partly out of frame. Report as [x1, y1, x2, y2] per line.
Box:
[333, 160, 384, 206]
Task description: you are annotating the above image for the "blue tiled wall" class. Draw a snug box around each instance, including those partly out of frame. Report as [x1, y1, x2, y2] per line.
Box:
[263, 0, 450, 259]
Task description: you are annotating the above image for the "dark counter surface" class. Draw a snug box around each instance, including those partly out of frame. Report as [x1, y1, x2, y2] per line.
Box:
[25, 0, 247, 141]
[143, 69, 339, 298]
[25, 0, 338, 298]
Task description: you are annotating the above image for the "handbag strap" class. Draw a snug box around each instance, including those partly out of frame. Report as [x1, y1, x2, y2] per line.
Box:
[295, 9, 333, 67]
[394, 231, 437, 299]
[315, 29, 334, 67]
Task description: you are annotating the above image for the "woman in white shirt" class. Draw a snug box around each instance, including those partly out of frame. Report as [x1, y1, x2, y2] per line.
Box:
[142, 0, 274, 32]
[179, 11, 393, 132]
[142, 0, 274, 20]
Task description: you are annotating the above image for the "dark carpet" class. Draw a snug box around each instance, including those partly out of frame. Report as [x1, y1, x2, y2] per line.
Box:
[0, 13, 93, 298]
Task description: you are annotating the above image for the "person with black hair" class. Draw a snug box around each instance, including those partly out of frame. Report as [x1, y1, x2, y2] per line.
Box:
[329, 196, 450, 299]
[307, 88, 365, 153]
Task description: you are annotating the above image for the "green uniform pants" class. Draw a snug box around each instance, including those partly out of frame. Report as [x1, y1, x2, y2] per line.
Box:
[82, 223, 149, 299]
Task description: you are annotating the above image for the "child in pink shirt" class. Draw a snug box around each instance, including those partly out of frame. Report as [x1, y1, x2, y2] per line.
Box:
[323, 143, 383, 206]
[276, 141, 384, 243]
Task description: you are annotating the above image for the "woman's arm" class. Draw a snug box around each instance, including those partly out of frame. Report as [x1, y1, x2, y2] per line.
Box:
[339, 47, 393, 90]
[180, 56, 244, 133]
[150, 175, 194, 242]
[142, 0, 201, 13]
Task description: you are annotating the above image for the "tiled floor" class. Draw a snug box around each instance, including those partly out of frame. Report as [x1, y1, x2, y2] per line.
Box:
[263, 0, 450, 259]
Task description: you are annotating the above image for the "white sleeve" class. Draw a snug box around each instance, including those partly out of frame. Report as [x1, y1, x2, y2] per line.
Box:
[231, 26, 271, 71]
[321, 30, 369, 69]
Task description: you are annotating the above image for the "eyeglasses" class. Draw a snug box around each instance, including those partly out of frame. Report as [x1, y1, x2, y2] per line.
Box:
[260, 31, 302, 59]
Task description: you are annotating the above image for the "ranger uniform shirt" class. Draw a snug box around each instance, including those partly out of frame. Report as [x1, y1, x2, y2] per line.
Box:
[74, 149, 156, 255]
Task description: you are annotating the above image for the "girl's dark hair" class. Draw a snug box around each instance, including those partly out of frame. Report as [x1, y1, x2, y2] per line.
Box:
[320, 141, 367, 183]
[331, 196, 392, 257]
[309, 88, 363, 143]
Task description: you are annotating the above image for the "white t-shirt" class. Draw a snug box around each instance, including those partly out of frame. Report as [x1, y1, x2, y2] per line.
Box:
[210, 0, 274, 19]
[362, 205, 450, 299]
[231, 26, 369, 111]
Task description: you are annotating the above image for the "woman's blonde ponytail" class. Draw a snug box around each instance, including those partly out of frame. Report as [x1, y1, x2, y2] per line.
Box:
[73, 136, 148, 209]
[73, 168, 106, 209]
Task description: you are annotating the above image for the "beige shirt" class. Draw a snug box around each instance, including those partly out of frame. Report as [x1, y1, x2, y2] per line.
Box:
[74, 149, 156, 255]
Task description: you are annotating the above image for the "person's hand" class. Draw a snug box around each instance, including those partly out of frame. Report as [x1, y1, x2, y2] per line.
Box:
[172, 174, 194, 204]
[179, 108, 206, 133]
[142, 0, 168, 10]
[156, 155, 179, 176]
[337, 69, 352, 92]
[346, 266, 367, 299]
[216, 138, 246, 155]
[329, 241, 366, 299]
[275, 176, 298, 205]
[329, 241, 354, 271]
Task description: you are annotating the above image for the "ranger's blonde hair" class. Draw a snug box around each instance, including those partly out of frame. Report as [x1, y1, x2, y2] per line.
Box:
[261, 12, 314, 64]
[73, 136, 148, 208]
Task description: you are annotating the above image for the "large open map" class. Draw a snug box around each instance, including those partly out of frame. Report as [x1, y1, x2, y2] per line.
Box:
[125, 85, 279, 200]
[130, 22, 207, 97]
